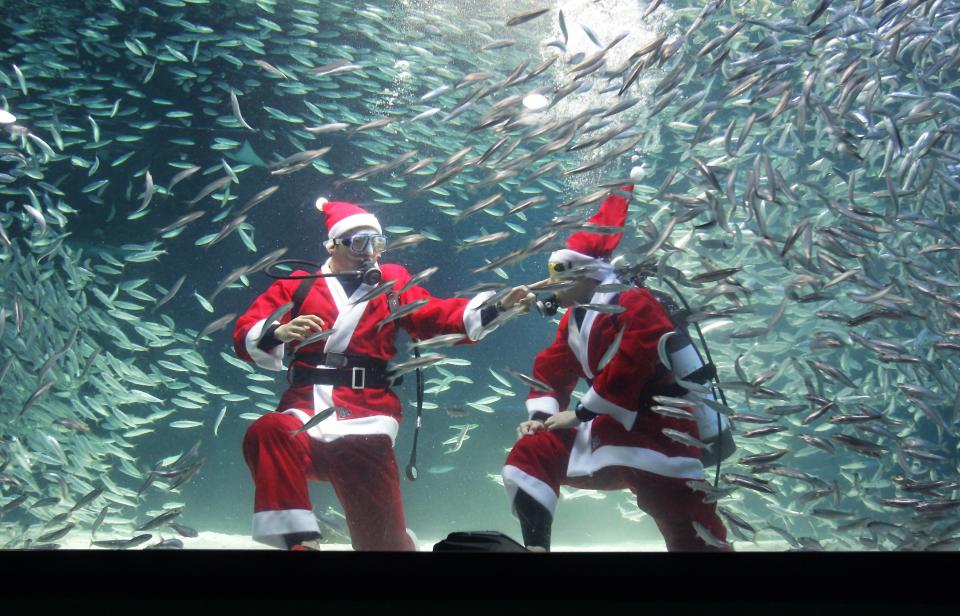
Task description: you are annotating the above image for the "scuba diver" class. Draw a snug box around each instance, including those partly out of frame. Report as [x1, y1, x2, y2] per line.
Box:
[234, 198, 534, 550]
[501, 180, 735, 552]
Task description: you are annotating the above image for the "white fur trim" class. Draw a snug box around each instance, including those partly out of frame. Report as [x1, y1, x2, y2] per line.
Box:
[567, 421, 704, 479]
[567, 272, 620, 379]
[549, 249, 614, 281]
[252, 509, 320, 549]
[406, 528, 419, 551]
[590, 272, 620, 304]
[324, 289, 370, 354]
[502, 464, 559, 517]
[244, 318, 285, 371]
[283, 407, 401, 445]
[463, 291, 496, 341]
[526, 396, 559, 419]
[328, 213, 382, 240]
[568, 305, 594, 379]
[581, 386, 637, 430]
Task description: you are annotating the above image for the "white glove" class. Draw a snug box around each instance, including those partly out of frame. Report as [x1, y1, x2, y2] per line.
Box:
[630, 164, 647, 182]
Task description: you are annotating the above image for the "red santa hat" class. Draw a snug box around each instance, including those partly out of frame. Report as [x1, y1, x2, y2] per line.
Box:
[315, 197, 382, 242]
[549, 185, 632, 281]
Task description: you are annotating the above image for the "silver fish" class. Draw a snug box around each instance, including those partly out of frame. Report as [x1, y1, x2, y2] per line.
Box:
[195, 313, 238, 342]
[229, 90, 255, 131]
[290, 407, 338, 436]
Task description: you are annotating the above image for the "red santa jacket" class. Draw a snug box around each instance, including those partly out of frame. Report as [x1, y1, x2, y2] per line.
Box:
[234, 262, 493, 444]
[525, 280, 706, 479]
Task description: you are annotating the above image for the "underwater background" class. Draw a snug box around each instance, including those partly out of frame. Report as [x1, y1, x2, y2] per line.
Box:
[1, 0, 959, 550]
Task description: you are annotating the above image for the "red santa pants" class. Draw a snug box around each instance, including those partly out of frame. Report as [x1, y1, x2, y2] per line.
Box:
[505, 429, 732, 552]
[243, 412, 415, 551]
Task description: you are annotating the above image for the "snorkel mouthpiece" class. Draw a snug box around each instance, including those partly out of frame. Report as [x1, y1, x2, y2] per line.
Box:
[360, 260, 382, 286]
[535, 294, 560, 317]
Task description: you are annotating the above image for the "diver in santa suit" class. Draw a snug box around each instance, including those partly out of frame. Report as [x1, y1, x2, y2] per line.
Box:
[236, 198, 534, 550]
[502, 177, 733, 552]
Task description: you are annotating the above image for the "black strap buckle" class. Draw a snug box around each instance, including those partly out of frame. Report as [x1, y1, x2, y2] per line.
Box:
[351, 367, 366, 389]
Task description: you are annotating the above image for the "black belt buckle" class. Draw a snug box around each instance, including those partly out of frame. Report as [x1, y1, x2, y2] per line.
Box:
[351, 367, 366, 389]
[326, 352, 348, 368]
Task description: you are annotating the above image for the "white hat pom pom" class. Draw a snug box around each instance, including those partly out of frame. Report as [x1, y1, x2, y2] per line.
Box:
[315, 197, 328, 212]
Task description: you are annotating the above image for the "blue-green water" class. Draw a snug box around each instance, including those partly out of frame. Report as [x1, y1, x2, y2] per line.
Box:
[1, 0, 959, 551]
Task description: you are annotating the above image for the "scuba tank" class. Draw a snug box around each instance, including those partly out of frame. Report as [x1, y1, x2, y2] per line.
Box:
[534, 274, 736, 474]
[647, 288, 736, 468]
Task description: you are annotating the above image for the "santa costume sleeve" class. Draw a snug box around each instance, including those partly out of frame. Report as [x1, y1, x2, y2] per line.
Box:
[525, 312, 582, 421]
[396, 271, 497, 342]
[233, 276, 299, 371]
[579, 291, 674, 430]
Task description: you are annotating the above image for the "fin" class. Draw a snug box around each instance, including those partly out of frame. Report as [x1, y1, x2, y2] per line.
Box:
[227, 140, 267, 168]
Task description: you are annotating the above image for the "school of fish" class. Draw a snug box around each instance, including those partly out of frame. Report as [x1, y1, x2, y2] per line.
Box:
[1, 0, 959, 551]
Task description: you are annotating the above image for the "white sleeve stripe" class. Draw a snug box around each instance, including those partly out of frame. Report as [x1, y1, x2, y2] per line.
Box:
[463, 291, 495, 341]
[582, 387, 636, 430]
[525, 396, 559, 418]
[245, 318, 285, 371]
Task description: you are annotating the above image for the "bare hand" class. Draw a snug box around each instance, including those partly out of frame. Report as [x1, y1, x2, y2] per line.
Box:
[544, 410, 580, 431]
[501, 285, 535, 312]
[516, 420, 545, 439]
[274, 314, 326, 343]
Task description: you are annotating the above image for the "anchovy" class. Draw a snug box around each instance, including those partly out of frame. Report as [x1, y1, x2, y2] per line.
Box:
[91, 506, 109, 538]
[91, 534, 153, 550]
[376, 298, 429, 332]
[410, 334, 466, 350]
[350, 279, 397, 305]
[135, 170, 154, 213]
[305, 122, 351, 134]
[292, 328, 336, 351]
[170, 523, 199, 538]
[577, 303, 626, 315]
[69, 485, 104, 513]
[145, 538, 184, 550]
[662, 428, 713, 451]
[595, 326, 626, 373]
[186, 176, 232, 206]
[739, 449, 790, 465]
[388, 354, 448, 379]
[505, 7, 550, 27]
[722, 473, 777, 495]
[205, 214, 248, 249]
[152, 275, 186, 313]
[37, 523, 75, 544]
[308, 59, 360, 77]
[237, 185, 278, 215]
[457, 231, 511, 252]
[692, 520, 731, 549]
[19, 380, 56, 417]
[258, 302, 295, 337]
[290, 406, 337, 436]
[157, 211, 206, 235]
[195, 313, 238, 342]
[399, 266, 439, 293]
[136, 507, 184, 531]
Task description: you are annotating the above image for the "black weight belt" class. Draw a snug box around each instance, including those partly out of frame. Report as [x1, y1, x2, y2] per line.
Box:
[289, 352, 401, 389]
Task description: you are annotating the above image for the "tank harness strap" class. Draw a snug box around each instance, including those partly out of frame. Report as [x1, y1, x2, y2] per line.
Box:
[291, 272, 318, 319]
